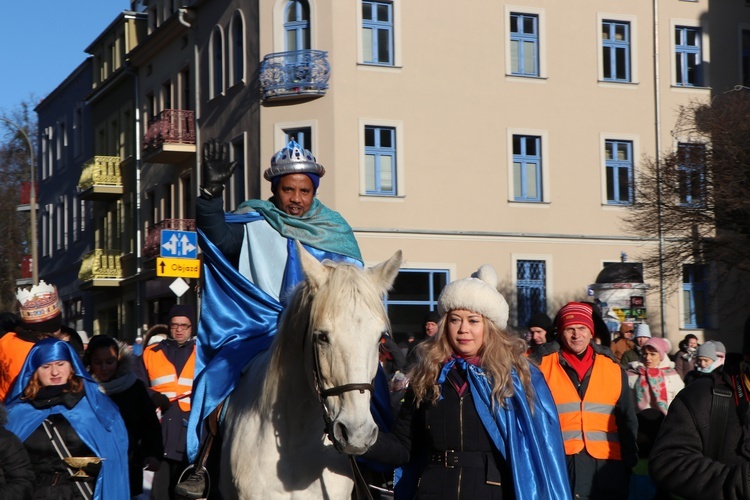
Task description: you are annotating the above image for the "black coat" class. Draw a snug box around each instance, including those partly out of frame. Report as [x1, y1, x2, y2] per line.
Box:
[22, 391, 101, 499]
[107, 378, 164, 494]
[0, 402, 34, 499]
[135, 338, 195, 462]
[364, 366, 514, 499]
[649, 361, 750, 499]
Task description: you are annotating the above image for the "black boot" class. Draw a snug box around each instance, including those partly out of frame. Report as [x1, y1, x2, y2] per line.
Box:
[174, 467, 208, 499]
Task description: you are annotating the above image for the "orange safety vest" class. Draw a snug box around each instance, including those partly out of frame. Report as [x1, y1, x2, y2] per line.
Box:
[142, 344, 196, 412]
[0, 332, 36, 401]
[539, 351, 622, 460]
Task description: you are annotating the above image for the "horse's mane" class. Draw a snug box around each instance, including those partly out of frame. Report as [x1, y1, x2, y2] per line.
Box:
[258, 260, 390, 413]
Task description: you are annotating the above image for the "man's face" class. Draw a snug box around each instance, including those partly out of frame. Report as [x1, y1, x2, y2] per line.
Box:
[636, 336, 649, 347]
[529, 327, 547, 345]
[424, 321, 438, 337]
[169, 316, 193, 344]
[559, 324, 593, 355]
[619, 323, 634, 339]
[273, 174, 315, 216]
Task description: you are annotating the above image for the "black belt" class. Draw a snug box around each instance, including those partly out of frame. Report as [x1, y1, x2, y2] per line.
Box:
[428, 450, 491, 468]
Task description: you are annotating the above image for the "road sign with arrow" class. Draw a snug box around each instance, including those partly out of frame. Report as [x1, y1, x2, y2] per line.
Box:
[156, 257, 201, 278]
[160, 230, 198, 259]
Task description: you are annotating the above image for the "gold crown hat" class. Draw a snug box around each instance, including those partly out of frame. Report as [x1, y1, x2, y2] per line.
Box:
[263, 140, 326, 181]
[16, 280, 61, 324]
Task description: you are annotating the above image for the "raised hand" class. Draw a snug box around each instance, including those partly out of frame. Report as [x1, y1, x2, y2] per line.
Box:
[201, 138, 238, 198]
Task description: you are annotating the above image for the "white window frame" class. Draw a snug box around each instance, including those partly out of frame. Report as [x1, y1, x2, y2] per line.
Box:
[506, 127, 550, 203]
[356, 0, 403, 69]
[209, 26, 226, 99]
[358, 118, 405, 198]
[504, 5, 547, 79]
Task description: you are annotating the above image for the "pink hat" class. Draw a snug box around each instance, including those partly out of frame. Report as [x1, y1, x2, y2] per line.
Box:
[644, 337, 670, 361]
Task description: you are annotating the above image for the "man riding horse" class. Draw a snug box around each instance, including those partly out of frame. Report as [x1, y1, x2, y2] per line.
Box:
[177, 139, 367, 498]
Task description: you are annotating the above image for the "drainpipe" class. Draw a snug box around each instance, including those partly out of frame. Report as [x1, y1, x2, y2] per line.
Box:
[652, 0, 667, 337]
[133, 69, 144, 342]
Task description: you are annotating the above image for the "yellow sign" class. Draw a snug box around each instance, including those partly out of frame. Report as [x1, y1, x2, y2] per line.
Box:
[157, 257, 201, 278]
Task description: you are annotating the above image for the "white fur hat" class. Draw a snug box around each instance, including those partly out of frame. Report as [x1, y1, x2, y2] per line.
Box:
[438, 264, 509, 330]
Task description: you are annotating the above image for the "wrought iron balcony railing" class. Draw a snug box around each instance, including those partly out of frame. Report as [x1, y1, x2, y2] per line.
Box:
[143, 109, 196, 152]
[260, 50, 330, 100]
[143, 218, 196, 259]
[78, 249, 123, 283]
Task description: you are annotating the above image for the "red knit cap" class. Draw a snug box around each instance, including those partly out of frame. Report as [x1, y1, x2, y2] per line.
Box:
[556, 302, 595, 334]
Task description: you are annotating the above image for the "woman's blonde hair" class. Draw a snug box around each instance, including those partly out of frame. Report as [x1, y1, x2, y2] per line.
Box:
[22, 369, 83, 401]
[409, 312, 534, 409]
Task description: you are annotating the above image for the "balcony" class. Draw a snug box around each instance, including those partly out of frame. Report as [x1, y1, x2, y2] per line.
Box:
[143, 218, 196, 260]
[260, 50, 329, 102]
[78, 156, 123, 201]
[18, 181, 39, 211]
[142, 109, 196, 164]
[78, 249, 123, 288]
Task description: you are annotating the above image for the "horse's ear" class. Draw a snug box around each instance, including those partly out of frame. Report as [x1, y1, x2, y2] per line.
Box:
[368, 250, 403, 293]
[296, 240, 327, 290]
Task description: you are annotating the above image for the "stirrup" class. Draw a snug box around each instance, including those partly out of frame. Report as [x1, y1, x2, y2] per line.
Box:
[175, 465, 210, 500]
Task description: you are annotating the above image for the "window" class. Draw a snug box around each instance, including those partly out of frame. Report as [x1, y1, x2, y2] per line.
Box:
[677, 143, 706, 207]
[605, 140, 633, 205]
[284, 127, 312, 150]
[512, 135, 542, 202]
[210, 27, 224, 98]
[675, 26, 702, 87]
[364, 125, 396, 195]
[231, 12, 245, 85]
[742, 29, 750, 87]
[284, 0, 310, 51]
[517, 260, 546, 328]
[227, 138, 246, 211]
[510, 13, 539, 77]
[602, 21, 630, 82]
[683, 264, 708, 328]
[383, 268, 448, 344]
[362, 1, 393, 65]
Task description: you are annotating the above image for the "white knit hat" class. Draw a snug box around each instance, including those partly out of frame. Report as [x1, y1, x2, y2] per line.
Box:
[438, 264, 509, 330]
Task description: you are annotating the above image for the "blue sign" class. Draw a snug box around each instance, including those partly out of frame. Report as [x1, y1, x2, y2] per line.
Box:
[160, 230, 198, 259]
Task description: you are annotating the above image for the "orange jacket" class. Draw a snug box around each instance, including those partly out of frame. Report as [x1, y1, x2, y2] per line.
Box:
[0, 332, 35, 401]
[142, 344, 196, 412]
[539, 351, 622, 460]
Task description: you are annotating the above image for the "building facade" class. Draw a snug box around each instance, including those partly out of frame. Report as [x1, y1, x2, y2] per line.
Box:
[34, 0, 750, 351]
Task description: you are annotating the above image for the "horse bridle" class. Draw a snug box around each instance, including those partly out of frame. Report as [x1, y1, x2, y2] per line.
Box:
[309, 334, 375, 434]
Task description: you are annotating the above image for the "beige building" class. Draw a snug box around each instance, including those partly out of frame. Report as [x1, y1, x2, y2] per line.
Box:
[41, 0, 750, 350]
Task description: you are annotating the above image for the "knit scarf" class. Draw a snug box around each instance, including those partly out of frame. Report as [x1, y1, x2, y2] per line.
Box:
[96, 371, 137, 396]
[561, 345, 594, 382]
[634, 367, 669, 414]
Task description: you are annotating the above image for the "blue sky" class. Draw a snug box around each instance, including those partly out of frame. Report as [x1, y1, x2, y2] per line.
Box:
[0, 1, 128, 115]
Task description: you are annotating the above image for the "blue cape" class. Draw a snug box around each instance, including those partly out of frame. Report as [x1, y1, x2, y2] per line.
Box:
[5, 338, 130, 499]
[435, 358, 571, 500]
[188, 211, 366, 460]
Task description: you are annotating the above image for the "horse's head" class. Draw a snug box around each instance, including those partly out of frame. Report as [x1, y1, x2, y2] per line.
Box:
[298, 243, 402, 455]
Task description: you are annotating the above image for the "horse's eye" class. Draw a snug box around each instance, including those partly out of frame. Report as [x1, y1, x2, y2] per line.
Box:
[315, 332, 329, 344]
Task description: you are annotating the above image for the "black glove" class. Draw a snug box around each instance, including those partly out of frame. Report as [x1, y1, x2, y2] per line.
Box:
[201, 138, 238, 198]
[151, 391, 172, 412]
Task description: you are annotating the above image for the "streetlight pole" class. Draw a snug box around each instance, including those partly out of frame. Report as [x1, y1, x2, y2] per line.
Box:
[1, 116, 38, 285]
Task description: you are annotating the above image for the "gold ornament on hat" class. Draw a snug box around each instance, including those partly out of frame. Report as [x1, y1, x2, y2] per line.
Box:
[16, 280, 61, 323]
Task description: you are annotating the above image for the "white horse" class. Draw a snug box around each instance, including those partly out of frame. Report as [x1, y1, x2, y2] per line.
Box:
[220, 245, 403, 499]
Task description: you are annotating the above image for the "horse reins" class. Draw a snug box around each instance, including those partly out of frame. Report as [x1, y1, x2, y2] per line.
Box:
[307, 334, 376, 500]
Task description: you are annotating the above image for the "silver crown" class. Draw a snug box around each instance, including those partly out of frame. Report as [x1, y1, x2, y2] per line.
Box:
[263, 140, 326, 181]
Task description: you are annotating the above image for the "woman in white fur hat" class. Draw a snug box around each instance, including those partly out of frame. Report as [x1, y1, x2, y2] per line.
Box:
[364, 265, 570, 500]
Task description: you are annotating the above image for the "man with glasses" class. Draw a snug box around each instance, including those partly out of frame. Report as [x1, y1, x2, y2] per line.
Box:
[137, 304, 197, 500]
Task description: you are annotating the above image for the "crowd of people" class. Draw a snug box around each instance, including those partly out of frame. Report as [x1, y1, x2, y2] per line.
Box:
[1, 138, 746, 500]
